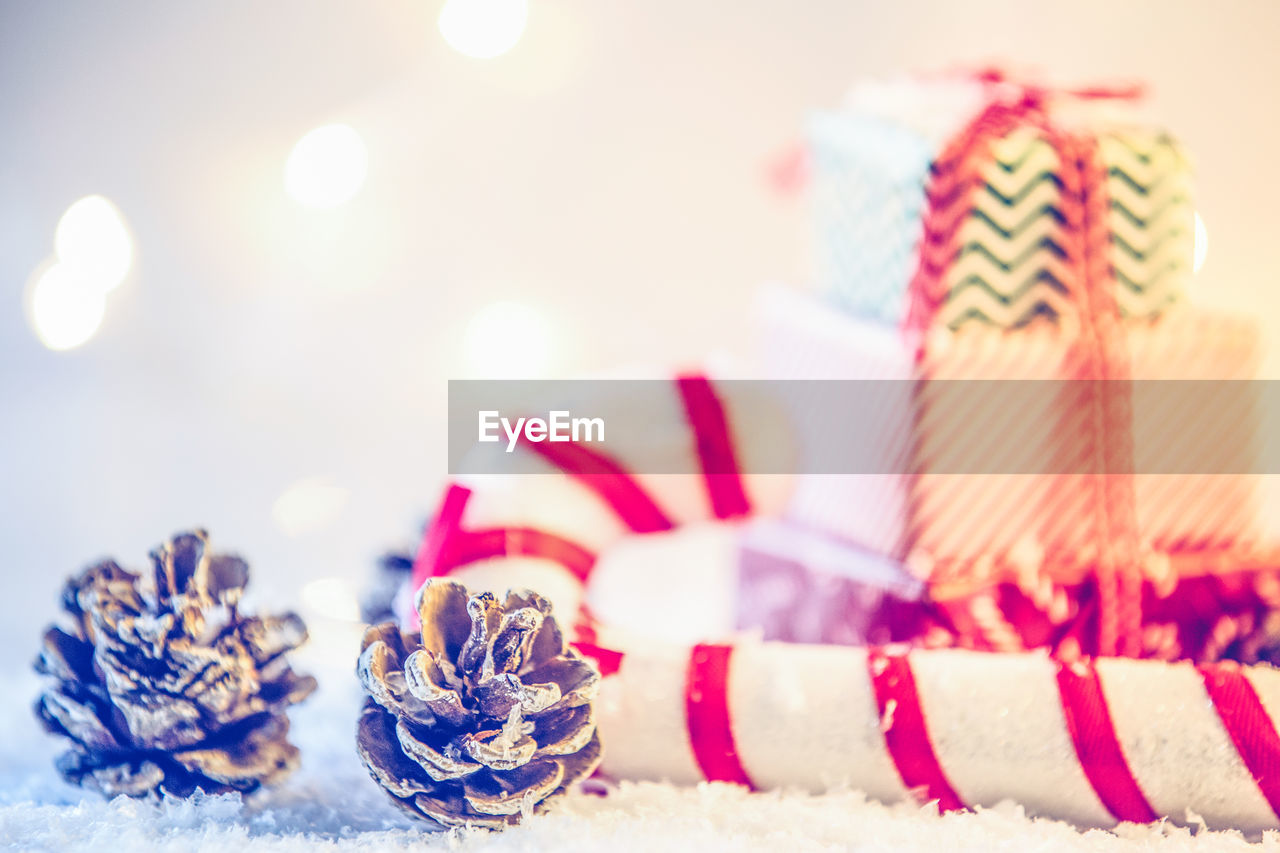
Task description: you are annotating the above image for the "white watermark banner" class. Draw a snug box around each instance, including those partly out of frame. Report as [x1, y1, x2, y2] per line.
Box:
[448, 379, 1276, 476]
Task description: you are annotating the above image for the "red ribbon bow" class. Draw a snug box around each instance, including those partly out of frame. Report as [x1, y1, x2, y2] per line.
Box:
[968, 66, 1146, 107]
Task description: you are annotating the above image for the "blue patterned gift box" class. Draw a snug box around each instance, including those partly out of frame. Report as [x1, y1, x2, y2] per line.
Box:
[809, 111, 932, 327]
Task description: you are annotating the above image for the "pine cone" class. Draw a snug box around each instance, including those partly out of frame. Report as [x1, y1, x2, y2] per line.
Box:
[356, 579, 602, 829]
[33, 530, 317, 798]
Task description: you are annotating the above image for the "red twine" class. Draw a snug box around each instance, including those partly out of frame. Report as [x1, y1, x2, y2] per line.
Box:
[906, 68, 1143, 657]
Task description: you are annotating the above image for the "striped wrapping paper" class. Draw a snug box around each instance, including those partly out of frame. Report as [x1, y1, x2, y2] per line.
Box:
[810, 74, 1195, 331]
[752, 284, 916, 558]
[755, 284, 1264, 573]
[595, 643, 1280, 832]
[1126, 311, 1263, 553]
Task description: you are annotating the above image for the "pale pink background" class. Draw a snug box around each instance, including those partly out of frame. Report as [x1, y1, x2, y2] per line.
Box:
[1, 1, 1277, 656]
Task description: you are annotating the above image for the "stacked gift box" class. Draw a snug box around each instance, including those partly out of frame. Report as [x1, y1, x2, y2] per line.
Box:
[738, 70, 1279, 662]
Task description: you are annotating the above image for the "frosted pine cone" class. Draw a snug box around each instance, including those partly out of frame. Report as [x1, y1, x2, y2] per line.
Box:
[33, 530, 317, 798]
[356, 580, 602, 829]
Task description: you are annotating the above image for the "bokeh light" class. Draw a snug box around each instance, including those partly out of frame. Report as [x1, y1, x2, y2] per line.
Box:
[300, 577, 361, 622]
[284, 124, 368, 209]
[54, 195, 134, 293]
[437, 0, 528, 60]
[271, 476, 350, 536]
[27, 262, 108, 351]
[1194, 211, 1209, 274]
[463, 299, 554, 378]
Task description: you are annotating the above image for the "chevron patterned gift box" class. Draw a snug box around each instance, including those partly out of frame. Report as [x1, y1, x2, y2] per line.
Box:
[811, 73, 1195, 330]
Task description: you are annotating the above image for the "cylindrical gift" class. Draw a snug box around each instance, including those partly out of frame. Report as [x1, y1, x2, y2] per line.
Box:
[595, 643, 1280, 832]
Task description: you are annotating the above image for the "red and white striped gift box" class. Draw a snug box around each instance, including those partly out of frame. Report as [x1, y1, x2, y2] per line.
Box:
[754, 284, 1264, 574]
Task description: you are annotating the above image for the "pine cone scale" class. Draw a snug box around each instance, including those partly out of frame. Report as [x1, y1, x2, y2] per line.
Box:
[557, 731, 602, 787]
[358, 640, 436, 726]
[462, 759, 564, 817]
[462, 715, 538, 770]
[473, 672, 562, 718]
[204, 555, 249, 604]
[533, 705, 595, 757]
[524, 652, 600, 708]
[63, 753, 167, 798]
[114, 692, 206, 750]
[416, 581, 471, 662]
[394, 717, 482, 780]
[38, 692, 120, 751]
[258, 671, 319, 708]
[412, 792, 509, 830]
[239, 614, 309, 664]
[173, 717, 299, 786]
[402, 650, 469, 725]
[36, 627, 96, 681]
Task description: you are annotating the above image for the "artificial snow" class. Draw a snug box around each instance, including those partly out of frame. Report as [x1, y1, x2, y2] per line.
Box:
[4, 639, 1278, 852]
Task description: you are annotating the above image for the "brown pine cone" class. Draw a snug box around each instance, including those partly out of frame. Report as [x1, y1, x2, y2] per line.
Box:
[356, 579, 602, 829]
[33, 530, 317, 798]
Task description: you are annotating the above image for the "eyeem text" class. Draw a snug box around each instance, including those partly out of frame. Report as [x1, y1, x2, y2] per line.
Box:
[478, 410, 606, 453]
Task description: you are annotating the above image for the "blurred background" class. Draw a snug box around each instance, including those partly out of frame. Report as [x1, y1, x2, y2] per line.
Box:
[2, 1, 1278, 657]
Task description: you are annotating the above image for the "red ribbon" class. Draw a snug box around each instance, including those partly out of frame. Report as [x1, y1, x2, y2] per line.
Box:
[573, 640, 625, 678]
[867, 647, 965, 811]
[969, 67, 1145, 107]
[685, 643, 756, 788]
[408, 483, 599, 634]
[1200, 661, 1280, 820]
[410, 484, 598, 585]
[406, 484, 473, 628]
[908, 68, 1143, 657]
[409, 374, 752, 674]
[524, 439, 676, 534]
[1056, 660, 1158, 822]
[676, 374, 752, 520]
[447, 528, 597, 583]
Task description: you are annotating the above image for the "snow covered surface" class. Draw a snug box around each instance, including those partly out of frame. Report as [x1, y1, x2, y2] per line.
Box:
[4, 642, 1278, 853]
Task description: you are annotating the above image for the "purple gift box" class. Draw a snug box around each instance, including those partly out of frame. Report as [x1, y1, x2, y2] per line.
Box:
[735, 519, 931, 646]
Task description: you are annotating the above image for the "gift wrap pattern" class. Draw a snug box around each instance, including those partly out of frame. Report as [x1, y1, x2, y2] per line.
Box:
[810, 78, 1196, 330]
[755, 284, 1264, 569]
[762, 70, 1275, 661]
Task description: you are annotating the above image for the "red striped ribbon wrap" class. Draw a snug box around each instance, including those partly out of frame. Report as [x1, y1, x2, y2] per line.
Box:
[595, 644, 1280, 832]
